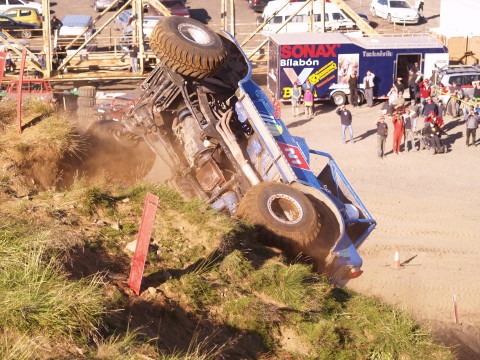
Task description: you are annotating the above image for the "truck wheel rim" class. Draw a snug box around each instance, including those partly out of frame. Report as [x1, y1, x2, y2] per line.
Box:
[267, 194, 303, 225]
[177, 23, 211, 45]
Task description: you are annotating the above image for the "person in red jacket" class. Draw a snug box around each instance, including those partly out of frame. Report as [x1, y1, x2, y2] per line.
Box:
[392, 110, 404, 154]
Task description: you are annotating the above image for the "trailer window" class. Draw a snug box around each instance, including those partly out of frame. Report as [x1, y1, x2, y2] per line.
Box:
[292, 15, 306, 23]
[271, 16, 283, 24]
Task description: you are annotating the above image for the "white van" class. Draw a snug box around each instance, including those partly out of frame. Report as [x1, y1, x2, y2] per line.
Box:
[260, 0, 357, 33]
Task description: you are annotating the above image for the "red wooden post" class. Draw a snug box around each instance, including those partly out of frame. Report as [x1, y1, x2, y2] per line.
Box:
[128, 192, 159, 295]
[17, 49, 27, 134]
[0, 51, 5, 85]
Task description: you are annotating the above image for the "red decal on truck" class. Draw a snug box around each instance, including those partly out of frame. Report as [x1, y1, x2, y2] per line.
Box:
[281, 44, 340, 59]
[277, 142, 310, 170]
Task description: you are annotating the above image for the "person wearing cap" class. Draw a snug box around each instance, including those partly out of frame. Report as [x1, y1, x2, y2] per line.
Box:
[422, 115, 446, 151]
[419, 78, 431, 111]
[465, 107, 479, 147]
[422, 97, 438, 118]
[392, 110, 404, 154]
[376, 114, 388, 158]
[336, 104, 354, 144]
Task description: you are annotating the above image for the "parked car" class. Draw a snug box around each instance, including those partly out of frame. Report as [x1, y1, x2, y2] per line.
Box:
[260, 1, 356, 33]
[435, 65, 480, 107]
[57, 15, 97, 51]
[0, 0, 42, 15]
[0, 6, 40, 26]
[370, 0, 419, 24]
[147, 0, 190, 17]
[90, 0, 124, 12]
[114, 9, 160, 39]
[0, 14, 39, 38]
[248, 0, 269, 13]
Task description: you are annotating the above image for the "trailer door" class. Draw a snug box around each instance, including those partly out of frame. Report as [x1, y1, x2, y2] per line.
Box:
[424, 53, 449, 83]
[395, 53, 421, 83]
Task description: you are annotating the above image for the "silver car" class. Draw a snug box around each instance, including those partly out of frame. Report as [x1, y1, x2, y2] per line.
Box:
[91, 0, 123, 12]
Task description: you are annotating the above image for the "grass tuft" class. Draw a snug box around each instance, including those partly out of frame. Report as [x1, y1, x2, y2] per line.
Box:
[0, 247, 105, 338]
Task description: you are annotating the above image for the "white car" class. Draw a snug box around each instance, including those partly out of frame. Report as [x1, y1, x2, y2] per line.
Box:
[114, 10, 160, 40]
[0, 0, 42, 15]
[370, 0, 419, 24]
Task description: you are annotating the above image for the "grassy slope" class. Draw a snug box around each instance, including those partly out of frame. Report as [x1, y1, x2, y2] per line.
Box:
[0, 101, 455, 359]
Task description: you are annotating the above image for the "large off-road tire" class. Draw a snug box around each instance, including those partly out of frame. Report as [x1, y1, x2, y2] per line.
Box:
[78, 86, 97, 98]
[77, 97, 96, 108]
[76, 107, 97, 118]
[150, 16, 227, 79]
[237, 182, 321, 251]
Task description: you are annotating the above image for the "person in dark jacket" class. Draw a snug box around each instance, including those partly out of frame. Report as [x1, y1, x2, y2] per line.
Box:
[347, 71, 359, 107]
[422, 97, 438, 118]
[336, 104, 354, 144]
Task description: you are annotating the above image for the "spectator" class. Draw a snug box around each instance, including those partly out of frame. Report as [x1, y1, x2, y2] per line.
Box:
[419, 78, 431, 113]
[387, 86, 398, 109]
[336, 104, 354, 144]
[51, 15, 63, 34]
[415, 0, 424, 18]
[363, 70, 375, 107]
[403, 112, 417, 152]
[407, 69, 417, 100]
[302, 79, 315, 114]
[437, 99, 446, 123]
[473, 80, 480, 103]
[408, 99, 420, 131]
[410, 61, 420, 73]
[347, 71, 359, 107]
[129, 44, 139, 72]
[291, 82, 301, 117]
[4, 48, 12, 72]
[465, 107, 479, 147]
[376, 114, 388, 158]
[460, 96, 473, 121]
[446, 81, 463, 117]
[303, 88, 313, 118]
[392, 110, 404, 154]
[394, 91, 406, 113]
[422, 97, 438, 118]
[394, 77, 405, 93]
[34, 51, 46, 78]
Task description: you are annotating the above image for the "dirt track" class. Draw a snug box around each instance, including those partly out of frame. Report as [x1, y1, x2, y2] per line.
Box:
[278, 99, 480, 359]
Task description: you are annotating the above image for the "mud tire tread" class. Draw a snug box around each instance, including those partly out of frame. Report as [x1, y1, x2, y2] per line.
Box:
[150, 17, 227, 79]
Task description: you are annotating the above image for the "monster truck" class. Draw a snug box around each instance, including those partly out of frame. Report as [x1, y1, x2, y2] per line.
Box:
[112, 16, 376, 282]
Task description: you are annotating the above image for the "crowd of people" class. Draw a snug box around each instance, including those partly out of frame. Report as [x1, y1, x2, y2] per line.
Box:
[273, 64, 479, 159]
